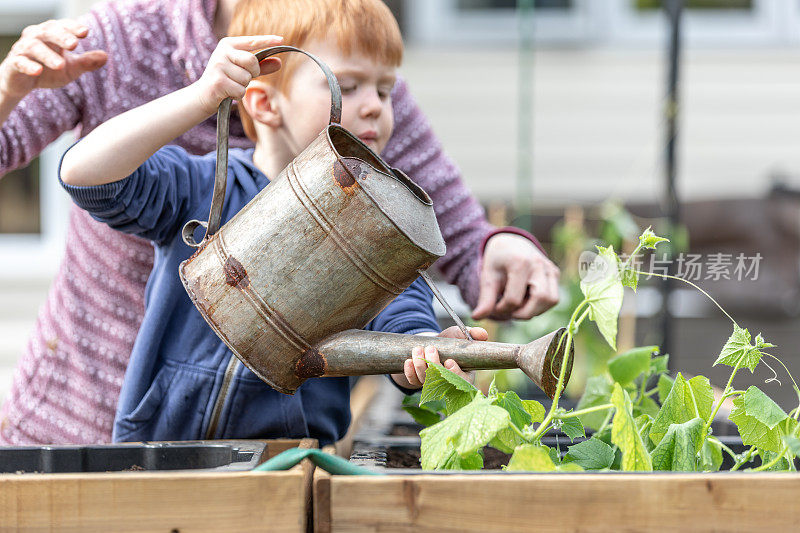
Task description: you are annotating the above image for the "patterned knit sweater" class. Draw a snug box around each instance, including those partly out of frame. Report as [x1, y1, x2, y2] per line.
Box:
[0, 0, 496, 444]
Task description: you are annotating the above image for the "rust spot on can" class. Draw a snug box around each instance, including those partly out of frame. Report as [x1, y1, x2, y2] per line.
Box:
[223, 256, 250, 289]
[295, 348, 326, 378]
[332, 159, 359, 195]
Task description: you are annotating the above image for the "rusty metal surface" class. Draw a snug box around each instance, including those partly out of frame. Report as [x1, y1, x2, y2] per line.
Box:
[313, 328, 573, 398]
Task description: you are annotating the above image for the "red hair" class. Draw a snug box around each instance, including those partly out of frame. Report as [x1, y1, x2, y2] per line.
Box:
[228, 0, 403, 140]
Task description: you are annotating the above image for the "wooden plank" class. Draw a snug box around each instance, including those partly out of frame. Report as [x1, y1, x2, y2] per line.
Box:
[323, 473, 800, 532]
[0, 439, 317, 532]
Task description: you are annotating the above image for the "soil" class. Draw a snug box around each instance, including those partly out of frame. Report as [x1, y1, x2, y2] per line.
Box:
[385, 446, 511, 469]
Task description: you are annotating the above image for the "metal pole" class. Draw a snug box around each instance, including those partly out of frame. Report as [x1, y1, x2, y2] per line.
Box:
[661, 0, 683, 358]
[516, 0, 535, 232]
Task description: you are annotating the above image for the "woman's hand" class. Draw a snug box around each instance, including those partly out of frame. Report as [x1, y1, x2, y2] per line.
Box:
[0, 19, 108, 100]
[391, 326, 488, 389]
[472, 233, 560, 321]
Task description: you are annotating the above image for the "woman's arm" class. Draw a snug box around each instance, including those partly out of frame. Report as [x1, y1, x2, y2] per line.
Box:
[0, 17, 107, 176]
[60, 35, 281, 187]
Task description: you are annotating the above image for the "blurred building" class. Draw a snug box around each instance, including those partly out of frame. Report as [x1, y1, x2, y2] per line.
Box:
[2, 0, 800, 401]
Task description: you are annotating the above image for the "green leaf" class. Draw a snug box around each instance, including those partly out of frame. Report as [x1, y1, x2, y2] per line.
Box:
[636, 415, 655, 452]
[506, 445, 557, 471]
[657, 374, 675, 405]
[522, 400, 546, 424]
[507, 444, 584, 472]
[576, 375, 614, 431]
[487, 377, 499, 398]
[420, 362, 478, 415]
[759, 450, 791, 472]
[649, 354, 669, 376]
[729, 395, 783, 453]
[650, 373, 713, 446]
[420, 395, 510, 470]
[493, 391, 532, 428]
[634, 395, 660, 419]
[742, 386, 788, 430]
[610, 383, 653, 471]
[651, 418, 704, 471]
[487, 391, 534, 454]
[580, 245, 624, 350]
[608, 346, 658, 385]
[560, 415, 585, 442]
[441, 450, 484, 470]
[620, 265, 639, 292]
[638, 226, 670, 250]
[564, 438, 615, 470]
[784, 435, 800, 458]
[713, 324, 764, 373]
[699, 439, 723, 472]
[402, 405, 442, 427]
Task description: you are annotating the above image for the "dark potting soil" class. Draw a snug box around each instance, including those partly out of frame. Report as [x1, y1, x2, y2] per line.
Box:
[385, 447, 511, 469]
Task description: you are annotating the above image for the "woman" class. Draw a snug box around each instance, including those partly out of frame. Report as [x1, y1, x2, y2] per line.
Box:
[0, 0, 559, 444]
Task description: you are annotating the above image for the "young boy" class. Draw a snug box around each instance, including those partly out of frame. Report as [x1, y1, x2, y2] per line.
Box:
[60, 0, 484, 445]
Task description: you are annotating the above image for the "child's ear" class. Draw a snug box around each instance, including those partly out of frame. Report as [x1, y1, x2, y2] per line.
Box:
[242, 80, 282, 128]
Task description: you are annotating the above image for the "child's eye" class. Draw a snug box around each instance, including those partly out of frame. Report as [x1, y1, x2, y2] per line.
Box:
[340, 84, 357, 95]
[377, 87, 392, 99]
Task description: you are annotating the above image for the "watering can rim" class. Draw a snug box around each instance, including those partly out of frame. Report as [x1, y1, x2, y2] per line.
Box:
[321, 124, 446, 259]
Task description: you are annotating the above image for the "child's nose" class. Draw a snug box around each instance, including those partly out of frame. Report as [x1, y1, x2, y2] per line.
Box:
[358, 90, 383, 118]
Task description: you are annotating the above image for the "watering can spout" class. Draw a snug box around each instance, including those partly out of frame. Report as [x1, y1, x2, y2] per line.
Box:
[302, 328, 573, 398]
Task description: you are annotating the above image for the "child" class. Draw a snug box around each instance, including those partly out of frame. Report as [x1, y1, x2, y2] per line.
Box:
[60, 0, 484, 445]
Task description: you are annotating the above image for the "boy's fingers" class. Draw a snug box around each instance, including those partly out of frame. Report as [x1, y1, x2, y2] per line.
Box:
[468, 327, 489, 341]
[403, 359, 421, 388]
[228, 49, 261, 79]
[224, 35, 284, 51]
[424, 346, 440, 365]
[411, 346, 428, 384]
[220, 61, 254, 88]
[444, 360, 474, 382]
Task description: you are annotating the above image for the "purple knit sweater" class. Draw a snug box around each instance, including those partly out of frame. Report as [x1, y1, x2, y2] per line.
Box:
[0, 0, 496, 444]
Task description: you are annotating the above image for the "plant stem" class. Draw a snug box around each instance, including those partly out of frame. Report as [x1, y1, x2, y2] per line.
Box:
[751, 446, 788, 472]
[730, 446, 756, 471]
[557, 403, 614, 419]
[708, 437, 736, 461]
[532, 304, 582, 440]
[703, 356, 744, 436]
[630, 269, 736, 326]
[508, 421, 530, 443]
[596, 410, 614, 434]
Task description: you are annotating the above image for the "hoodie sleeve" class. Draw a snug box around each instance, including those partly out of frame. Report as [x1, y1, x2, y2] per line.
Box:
[365, 277, 439, 335]
[365, 277, 440, 394]
[59, 144, 210, 246]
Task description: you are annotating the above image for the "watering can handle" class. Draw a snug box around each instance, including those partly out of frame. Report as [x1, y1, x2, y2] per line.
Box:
[181, 46, 343, 248]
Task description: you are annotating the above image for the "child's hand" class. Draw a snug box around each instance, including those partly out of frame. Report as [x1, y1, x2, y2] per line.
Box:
[391, 326, 489, 390]
[192, 35, 283, 116]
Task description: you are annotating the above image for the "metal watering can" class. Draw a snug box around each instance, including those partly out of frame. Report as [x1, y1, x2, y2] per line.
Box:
[179, 46, 573, 397]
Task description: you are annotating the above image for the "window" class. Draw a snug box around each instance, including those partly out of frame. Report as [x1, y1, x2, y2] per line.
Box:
[0, 34, 40, 234]
[456, 0, 572, 9]
[635, 0, 753, 10]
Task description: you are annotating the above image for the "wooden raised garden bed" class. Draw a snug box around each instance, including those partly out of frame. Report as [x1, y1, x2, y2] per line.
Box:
[0, 438, 316, 532]
[314, 439, 800, 533]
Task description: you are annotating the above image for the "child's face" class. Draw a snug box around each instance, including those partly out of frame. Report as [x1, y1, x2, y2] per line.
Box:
[277, 37, 397, 155]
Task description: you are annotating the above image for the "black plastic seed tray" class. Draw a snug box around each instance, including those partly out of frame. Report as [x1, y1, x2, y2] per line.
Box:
[0, 440, 266, 474]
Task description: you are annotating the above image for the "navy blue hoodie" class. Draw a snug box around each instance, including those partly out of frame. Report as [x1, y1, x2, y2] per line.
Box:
[60, 145, 439, 445]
